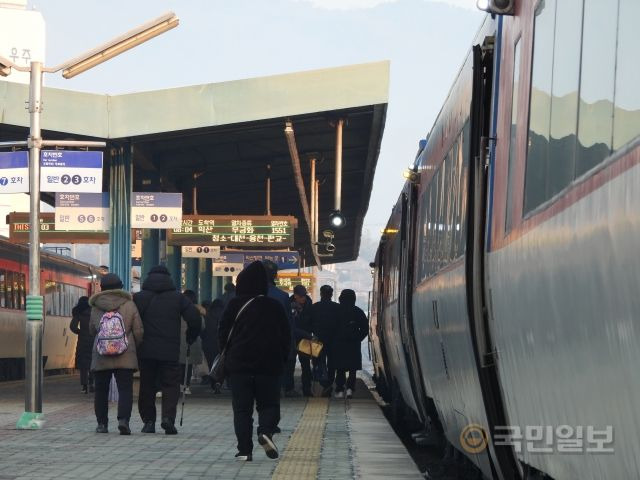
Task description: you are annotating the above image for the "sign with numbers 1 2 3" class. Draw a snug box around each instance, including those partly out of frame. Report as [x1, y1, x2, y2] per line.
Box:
[40, 150, 103, 193]
[0, 151, 29, 193]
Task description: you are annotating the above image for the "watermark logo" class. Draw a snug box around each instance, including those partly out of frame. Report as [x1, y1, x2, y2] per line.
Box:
[460, 424, 614, 455]
[460, 423, 488, 454]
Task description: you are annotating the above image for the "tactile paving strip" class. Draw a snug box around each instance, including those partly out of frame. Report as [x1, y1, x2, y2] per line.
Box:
[271, 397, 329, 479]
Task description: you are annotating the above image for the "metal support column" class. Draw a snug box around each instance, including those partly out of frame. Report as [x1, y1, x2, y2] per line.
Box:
[141, 229, 160, 281]
[18, 61, 44, 430]
[185, 258, 198, 293]
[166, 245, 182, 290]
[199, 258, 213, 303]
[108, 145, 133, 291]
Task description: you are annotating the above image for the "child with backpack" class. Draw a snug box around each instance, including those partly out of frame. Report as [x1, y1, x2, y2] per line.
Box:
[89, 273, 144, 434]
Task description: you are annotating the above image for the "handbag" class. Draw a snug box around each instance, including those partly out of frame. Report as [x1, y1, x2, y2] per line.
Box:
[297, 338, 324, 358]
[209, 296, 260, 384]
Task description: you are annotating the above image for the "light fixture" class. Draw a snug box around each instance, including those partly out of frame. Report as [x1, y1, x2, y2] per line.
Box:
[403, 169, 420, 184]
[329, 210, 346, 229]
[62, 12, 179, 79]
[476, 0, 515, 15]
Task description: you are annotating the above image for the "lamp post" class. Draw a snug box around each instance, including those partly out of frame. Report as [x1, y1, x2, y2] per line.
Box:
[0, 11, 179, 430]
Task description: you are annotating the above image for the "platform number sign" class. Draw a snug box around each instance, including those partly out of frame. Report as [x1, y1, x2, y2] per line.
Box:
[40, 150, 103, 193]
[0, 151, 29, 193]
[131, 192, 182, 229]
[55, 193, 109, 231]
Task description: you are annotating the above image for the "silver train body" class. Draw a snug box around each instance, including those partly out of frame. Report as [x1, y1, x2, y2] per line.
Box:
[371, 3, 640, 479]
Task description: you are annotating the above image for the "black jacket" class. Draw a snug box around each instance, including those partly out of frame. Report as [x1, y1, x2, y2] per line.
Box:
[202, 300, 223, 361]
[70, 299, 93, 370]
[311, 298, 341, 345]
[329, 301, 369, 370]
[291, 295, 313, 341]
[218, 261, 290, 376]
[133, 272, 201, 362]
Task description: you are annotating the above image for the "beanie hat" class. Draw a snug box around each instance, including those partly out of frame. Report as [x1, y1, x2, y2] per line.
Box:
[100, 273, 123, 291]
[149, 265, 170, 275]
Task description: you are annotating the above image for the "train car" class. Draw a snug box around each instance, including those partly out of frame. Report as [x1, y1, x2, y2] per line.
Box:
[371, 1, 640, 479]
[0, 236, 101, 381]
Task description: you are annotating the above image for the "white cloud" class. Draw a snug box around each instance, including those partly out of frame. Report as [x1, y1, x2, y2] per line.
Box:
[294, 0, 477, 10]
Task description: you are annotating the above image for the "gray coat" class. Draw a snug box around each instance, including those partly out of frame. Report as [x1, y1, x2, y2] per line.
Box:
[89, 290, 144, 372]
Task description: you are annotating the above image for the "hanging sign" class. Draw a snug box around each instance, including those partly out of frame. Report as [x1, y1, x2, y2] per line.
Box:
[181, 246, 222, 258]
[7, 212, 109, 244]
[168, 215, 296, 247]
[239, 250, 300, 271]
[55, 193, 109, 231]
[275, 273, 315, 296]
[0, 151, 29, 193]
[131, 192, 182, 229]
[212, 253, 245, 276]
[40, 150, 103, 193]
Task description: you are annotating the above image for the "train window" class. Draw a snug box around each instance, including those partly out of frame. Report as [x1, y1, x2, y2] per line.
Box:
[575, 0, 617, 177]
[505, 37, 522, 233]
[548, 0, 582, 197]
[613, 0, 640, 150]
[0, 271, 4, 308]
[524, 0, 555, 214]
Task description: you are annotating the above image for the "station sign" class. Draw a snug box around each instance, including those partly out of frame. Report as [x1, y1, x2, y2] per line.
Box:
[181, 246, 221, 259]
[0, 151, 28, 193]
[275, 273, 315, 296]
[240, 250, 300, 271]
[168, 215, 296, 247]
[55, 192, 109, 231]
[40, 150, 103, 193]
[8, 212, 109, 244]
[212, 253, 245, 276]
[131, 192, 182, 229]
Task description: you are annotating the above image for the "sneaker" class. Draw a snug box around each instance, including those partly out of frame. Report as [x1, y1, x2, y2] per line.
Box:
[81, 385, 88, 394]
[184, 386, 192, 395]
[161, 417, 178, 435]
[141, 421, 155, 433]
[346, 388, 353, 399]
[95, 424, 108, 433]
[156, 391, 162, 398]
[284, 389, 301, 398]
[118, 419, 131, 435]
[258, 433, 279, 459]
[334, 391, 344, 399]
[235, 452, 252, 461]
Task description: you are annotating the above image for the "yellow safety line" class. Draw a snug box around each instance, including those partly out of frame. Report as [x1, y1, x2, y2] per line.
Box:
[272, 397, 329, 480]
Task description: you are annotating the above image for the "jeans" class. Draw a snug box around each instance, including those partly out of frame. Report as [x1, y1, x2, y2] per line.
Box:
[335, 369, 356, 392]
[94, 369, 134, 424]
[138, 359, 181, 422]
[230, 373, 281, 455]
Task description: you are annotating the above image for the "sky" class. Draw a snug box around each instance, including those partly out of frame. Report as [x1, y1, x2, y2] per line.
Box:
[28, 0, 483, 237]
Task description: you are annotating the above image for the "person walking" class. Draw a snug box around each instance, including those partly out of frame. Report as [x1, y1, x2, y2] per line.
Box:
[70, 296, 95, 394]
[89, 273, 143, 434]
[219, 261, 290, 461]
[202, 299, 224, 371]
[179, 290, 205, 394]
[310, 285, 341, 396]
[133, 265, 201, 435]
[262, 260, 300, 398]
[331, 289, 369, 399]
[218, 282, 236, 307]
[290, 285, 314, 397]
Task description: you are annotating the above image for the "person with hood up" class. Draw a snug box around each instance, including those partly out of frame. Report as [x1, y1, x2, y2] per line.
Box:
[290, 285, 314, 397]
[202, 299, 223, 372]
[331, 289, 369, 399]
[89, 273, 143, 434]
[70, 296, 94, 394]
[310, 285, 341, 396]
[179, 289, 205, 394]
[218, 261, 291, 461]
[133, 265, 201, 435]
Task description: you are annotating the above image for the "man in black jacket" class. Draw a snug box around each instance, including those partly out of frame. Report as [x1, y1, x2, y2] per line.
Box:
[218, 261, 290, 461]
[133, 265, 201, 435]
[290, 285, 314, 396]
[310, 285, 341, 396]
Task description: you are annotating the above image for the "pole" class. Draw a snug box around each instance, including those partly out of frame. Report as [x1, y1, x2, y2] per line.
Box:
[18, 61, 44, 430]
[334, 119, 343, 211]
[310, 158, 316, 251]
[266, 164, 272, 216]
[314, 179, 319, 246]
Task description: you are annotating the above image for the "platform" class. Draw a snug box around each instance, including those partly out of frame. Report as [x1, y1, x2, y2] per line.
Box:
[0, 375, 423, 480]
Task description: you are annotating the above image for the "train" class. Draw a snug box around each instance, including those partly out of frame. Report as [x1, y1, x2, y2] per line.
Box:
[370, 2, 640, 480]
[0, 236, 101, 381]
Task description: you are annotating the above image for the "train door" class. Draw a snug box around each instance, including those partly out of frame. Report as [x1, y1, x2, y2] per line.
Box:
[397, 188, 429, 425]
[466, 35, 520, 479]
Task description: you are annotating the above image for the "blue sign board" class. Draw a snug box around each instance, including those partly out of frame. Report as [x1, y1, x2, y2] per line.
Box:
[241, 251, 300, 271]
[40, 150, 103, 193]
[55, 192, 109, 231]
[0, 151, 28, 193]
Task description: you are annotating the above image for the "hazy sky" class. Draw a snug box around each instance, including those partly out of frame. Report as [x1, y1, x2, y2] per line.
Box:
[30, 0, 483, 239]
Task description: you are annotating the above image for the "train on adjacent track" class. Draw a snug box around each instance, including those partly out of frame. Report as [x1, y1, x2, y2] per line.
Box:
[0, 236, 100, 381]
[370, 2, 639, 479]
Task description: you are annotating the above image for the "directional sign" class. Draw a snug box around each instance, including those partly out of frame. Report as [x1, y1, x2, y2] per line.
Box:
[0, 151, 29, 193]
[239, 251, 300, 271]
[8, 212, 109, 244]
[40, 150, 103, 193]
[182, 246, 221, 259]
[55, 193, 109, 231]
[275, 273, 315, 296]
[212, 253, 245, 276]
[168, 215, 296, 247]
[131, 192, 182, 229]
